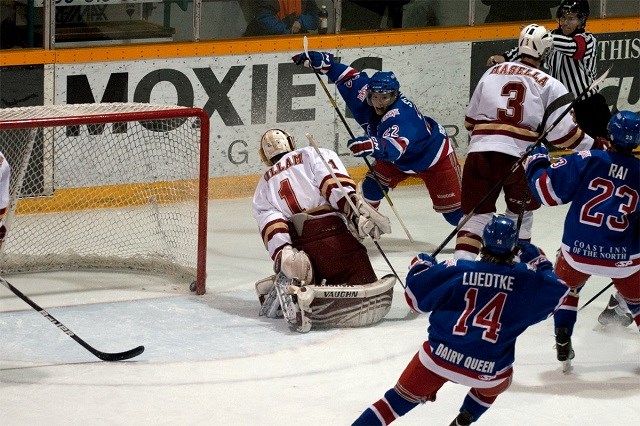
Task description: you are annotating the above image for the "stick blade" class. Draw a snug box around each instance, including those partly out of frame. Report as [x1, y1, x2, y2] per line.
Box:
[95, 345, 145, 362]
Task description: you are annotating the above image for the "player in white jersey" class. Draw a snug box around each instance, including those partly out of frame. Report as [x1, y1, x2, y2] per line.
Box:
[488, 0, 610, 140]
[454, 23, 598, 261]
[0, 151, 10, 245]
[252, 129, 395, 332]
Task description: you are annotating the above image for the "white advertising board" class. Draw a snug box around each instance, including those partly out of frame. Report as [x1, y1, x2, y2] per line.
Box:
[54, 43, 472, 179]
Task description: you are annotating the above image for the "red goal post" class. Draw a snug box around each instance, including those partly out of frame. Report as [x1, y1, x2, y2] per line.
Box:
[0, 103, 209, 294]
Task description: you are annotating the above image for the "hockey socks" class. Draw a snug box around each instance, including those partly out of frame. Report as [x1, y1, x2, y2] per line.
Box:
[443, 209, 463, 227]
[554, 289, 580, 334]
[352, 388, 419, 425]
[458, 388, 497, 422]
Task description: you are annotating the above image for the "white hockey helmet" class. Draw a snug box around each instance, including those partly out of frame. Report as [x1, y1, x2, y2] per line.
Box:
[518, 24, 553, 60]
[259, 129, 296, 166]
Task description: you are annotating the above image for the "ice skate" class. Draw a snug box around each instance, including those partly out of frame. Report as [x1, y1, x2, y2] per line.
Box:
[555, 327, 574, 373]
[597, 294, 632, 328]
[449, 410, 473, 426]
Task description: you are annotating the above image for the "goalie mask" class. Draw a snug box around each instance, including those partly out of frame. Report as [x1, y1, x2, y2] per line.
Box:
[259, 129, 296, 166]
[518, 24, 553, 61]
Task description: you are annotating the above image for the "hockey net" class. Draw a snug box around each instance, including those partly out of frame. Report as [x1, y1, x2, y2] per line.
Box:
[0, 103, 209, 294]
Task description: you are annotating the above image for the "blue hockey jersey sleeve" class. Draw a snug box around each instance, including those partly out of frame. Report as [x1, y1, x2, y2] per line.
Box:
[327, 63, 452, 173]
[405, 259, 461, 313]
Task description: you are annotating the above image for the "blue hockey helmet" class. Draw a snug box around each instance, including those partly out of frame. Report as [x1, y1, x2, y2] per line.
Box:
[482, 215, 518, 256]
[368, 71, 400, 94]
[608, 110, 640, 152]
[367, 71, 400, 111]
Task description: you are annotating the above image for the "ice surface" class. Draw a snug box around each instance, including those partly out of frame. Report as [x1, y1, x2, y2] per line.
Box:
[1, 186, 638, 425]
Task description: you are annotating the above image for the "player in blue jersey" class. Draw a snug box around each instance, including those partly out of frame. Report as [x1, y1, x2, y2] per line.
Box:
[292, 51, 463, 227]
[525, 110, 640, 370]
[353, 216, 569, 426]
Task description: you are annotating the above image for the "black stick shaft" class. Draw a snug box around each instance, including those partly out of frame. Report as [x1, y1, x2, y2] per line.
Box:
[578, 282, 614, 312]
[0, 276, 144, 361]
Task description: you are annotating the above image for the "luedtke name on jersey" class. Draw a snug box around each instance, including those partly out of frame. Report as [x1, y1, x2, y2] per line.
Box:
[462, 272, 515, 291]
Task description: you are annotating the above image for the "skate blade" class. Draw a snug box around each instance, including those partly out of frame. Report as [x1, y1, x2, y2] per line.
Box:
[561, 359, 573, 373]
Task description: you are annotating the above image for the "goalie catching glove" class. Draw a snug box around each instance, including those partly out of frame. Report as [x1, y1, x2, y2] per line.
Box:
[344, 193, 391, 241]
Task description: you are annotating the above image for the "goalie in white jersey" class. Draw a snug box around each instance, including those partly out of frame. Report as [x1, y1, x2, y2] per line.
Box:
[0, 151, 10, 245]
[455, 23, 599, 261]
[252, 129, 395, 332]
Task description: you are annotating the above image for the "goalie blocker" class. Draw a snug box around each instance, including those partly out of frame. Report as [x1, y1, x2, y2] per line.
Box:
[256, 273, 396, 332]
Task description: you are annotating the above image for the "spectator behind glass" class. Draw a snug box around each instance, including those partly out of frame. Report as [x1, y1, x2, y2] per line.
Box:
[243, 0, 319, 36]
[0, 1, 17, 49]
[403, 0, 438, 28]
[482, 0, 560, 23]
[342, 0, 410, 30]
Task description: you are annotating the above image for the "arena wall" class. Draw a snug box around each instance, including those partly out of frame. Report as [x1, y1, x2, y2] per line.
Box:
[1, 19, 638, 199]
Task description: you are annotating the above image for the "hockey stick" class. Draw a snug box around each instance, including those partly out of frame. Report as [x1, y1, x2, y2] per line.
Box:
[578, 282, 614, 312]
[515, 192, 530, 241]
[306, 133, 405, 287]
[430, 65, 613, 257]
[0, 276, 145, 361]
[302, 36, 414, 243]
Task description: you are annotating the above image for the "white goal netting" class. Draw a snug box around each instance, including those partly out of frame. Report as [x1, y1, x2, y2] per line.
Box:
[0, 103, 209, 294]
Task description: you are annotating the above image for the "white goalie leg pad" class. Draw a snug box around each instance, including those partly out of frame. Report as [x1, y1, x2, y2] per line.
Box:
[277, 245, 314, 285]
[308, 274, 396, 327]
[256, 275, 282, 318]
[273, 272, 312, 333]
[255, 275, 275, 303]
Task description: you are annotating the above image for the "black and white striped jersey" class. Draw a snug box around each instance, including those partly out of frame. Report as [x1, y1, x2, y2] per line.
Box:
[503, 29, 599, 99]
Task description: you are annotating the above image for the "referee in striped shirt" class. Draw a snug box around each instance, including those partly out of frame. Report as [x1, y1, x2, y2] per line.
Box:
[487, 0, 611, 139]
